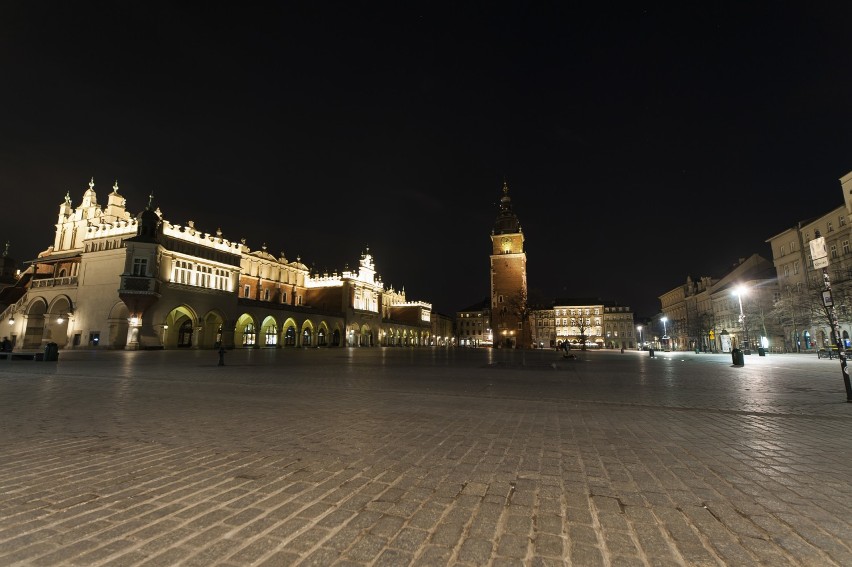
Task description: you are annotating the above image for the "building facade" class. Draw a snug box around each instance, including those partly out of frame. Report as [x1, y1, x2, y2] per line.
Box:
[0, 180, 432, 350]
[530, 299, 635, 349]
[602, 304, 636, 350]
[429, 312, 454, 346]
[658, 254, 780, 352]
[765, 170, 852, 351]
[456, 299, 491, 347]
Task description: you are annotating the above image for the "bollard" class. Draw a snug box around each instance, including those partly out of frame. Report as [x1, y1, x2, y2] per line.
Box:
[218, 347, 225, 366]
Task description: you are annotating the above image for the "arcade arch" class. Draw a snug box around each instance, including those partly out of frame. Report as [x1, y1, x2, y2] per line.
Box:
[301, 319, 314, 347]
[282, 317, 298, 347]
[260, 316, 278, 347]
[199, 310, 225, 349]
[235, 313, 259, 347]
[45, 295, 73, 348]
[107, 302, 129, 349]
[163, 305, 199, 348]
[22, 297, 48, 349]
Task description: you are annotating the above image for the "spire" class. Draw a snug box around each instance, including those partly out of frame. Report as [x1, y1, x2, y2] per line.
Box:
[493, 180, 520, 234]
[64, 190, 71, 205]
[88, 177, 95, 191]
[112, 180, 120, 194]
[147, 192, 154, 210]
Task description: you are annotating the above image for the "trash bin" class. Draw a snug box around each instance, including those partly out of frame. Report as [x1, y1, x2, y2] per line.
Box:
[731, 348, 744, 366]
[758, 347, 766, 356]
[43, 342, 59, 361]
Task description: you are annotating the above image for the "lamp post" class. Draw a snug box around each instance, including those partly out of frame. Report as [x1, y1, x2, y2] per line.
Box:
[661, 316, 668, 350]
[637, 325, 643, 350]
[733, 286, 750, 354]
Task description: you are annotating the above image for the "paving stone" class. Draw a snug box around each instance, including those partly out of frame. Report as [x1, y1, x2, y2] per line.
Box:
[0, 349, 850, 566]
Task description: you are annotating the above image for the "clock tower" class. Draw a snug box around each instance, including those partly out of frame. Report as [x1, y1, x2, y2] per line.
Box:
[490, 181, 527, 348]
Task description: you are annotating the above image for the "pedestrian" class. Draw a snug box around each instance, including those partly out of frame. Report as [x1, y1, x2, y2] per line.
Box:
[1, 337, 10, 352]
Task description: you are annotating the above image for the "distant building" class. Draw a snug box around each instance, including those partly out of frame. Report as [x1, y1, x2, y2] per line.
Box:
[0, 179, 432, 350]
[430, 312, 454, 346]
[456, 299, 491, 347]
[602, 303, 636, 350]
[490, 181, 527, 348]
[531, 299, 634, 350]
[658, 254, 779, 352]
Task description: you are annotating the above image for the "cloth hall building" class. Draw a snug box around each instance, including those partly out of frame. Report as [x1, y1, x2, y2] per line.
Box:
[0, 180, 432, 351]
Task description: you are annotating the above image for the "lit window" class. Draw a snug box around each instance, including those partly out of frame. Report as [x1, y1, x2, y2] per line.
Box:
[265, 326, 277, 345]
[243, 324, 256, 346]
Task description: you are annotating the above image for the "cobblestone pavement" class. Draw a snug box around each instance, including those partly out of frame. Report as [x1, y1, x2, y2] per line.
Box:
[0, 348, 851, 566]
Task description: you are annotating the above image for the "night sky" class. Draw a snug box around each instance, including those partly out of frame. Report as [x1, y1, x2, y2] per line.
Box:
[3, 3, 852, 317]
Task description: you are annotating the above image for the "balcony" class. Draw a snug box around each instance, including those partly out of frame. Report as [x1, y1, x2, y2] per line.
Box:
[119, 275, 161, 295]
[31, 276, 78, 288]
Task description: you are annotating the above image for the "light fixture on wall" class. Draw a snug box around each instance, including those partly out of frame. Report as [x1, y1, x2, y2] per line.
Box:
[130, 317, 139, 326]
[56, 314, 65, 324]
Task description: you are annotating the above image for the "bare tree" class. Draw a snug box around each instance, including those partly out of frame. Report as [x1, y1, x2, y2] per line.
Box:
[504, 287, 530, 348]
[572, 314, 591, 351]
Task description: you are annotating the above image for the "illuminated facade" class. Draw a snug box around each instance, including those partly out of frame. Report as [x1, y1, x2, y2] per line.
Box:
[490, 182, 527, 348]
[0, 180, 432, 350]
[456, 299, 491, 347]
[530, 300, 634, 349]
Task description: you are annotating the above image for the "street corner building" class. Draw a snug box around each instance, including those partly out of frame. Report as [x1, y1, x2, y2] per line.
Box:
[0, 179, 433, 351]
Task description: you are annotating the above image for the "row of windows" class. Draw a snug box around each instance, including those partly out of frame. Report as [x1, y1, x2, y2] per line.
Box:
[241, 324, 326, 346]
[783, 239, 851, 277]
[779, 216, 849, 257]
[557, 326, 602, 336]
[86, 239, 123, 252]
[172, 260, 230, 290]
[554, 308, 599, 316]
[243, 284, 303, 305]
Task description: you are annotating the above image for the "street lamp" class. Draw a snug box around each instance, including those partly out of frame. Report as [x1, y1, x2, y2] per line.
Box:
[732, 286, 750, 354]
[661, 316, 668, 350]
[637, 325, 643, 350]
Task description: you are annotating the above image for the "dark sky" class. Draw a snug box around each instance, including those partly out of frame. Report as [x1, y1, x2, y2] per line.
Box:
[2, 3, 852, 317]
